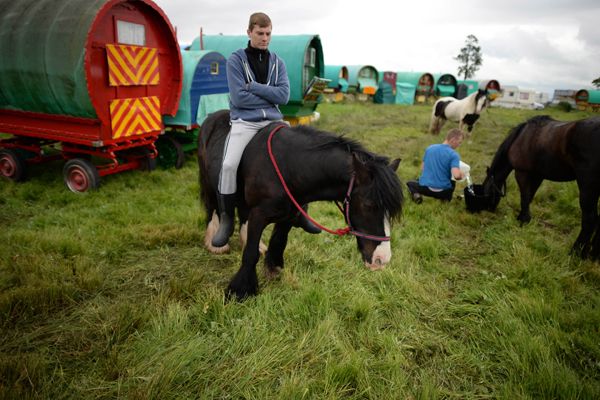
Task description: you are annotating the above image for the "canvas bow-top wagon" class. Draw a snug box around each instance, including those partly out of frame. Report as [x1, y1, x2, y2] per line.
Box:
[0, 0, 182, 191]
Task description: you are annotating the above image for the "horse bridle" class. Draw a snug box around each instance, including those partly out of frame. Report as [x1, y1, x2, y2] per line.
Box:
[488, 174, 507, 198]
[267, 124, 390, 242]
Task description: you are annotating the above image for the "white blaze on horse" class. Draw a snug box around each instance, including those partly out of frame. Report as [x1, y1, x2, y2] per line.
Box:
[429, 89, 488, 136]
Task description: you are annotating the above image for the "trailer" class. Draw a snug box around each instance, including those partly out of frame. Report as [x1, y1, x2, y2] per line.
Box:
[0, 0, 182, 191]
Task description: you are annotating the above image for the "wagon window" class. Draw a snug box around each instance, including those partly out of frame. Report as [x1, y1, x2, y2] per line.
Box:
[359, 69, 374, 79]
[117, 20, 146, 46]
[305, 48, 316, 67]
[210, 62, 219, 75]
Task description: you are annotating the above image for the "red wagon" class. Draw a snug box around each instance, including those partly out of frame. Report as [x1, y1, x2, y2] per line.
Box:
[0, 0, 182, 191]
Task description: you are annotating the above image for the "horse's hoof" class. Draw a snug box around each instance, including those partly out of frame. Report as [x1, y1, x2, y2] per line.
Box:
[206, 241, 230, 254]
[265, 266, 283, 280]
[365, 262, 386, 271]
[226, 276, 259, 301]
[225, 284, 258, 302]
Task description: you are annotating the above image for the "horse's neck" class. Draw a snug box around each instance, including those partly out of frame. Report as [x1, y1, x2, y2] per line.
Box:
[489, 156, 513, 185]
[466, 95, 478, 113]
[296, 151, 352, 203]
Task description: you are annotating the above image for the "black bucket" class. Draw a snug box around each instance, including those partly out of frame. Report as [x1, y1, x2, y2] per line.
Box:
[464, 184, 492, 213]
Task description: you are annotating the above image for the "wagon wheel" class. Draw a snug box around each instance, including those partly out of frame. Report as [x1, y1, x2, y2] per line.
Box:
[0, 149, 27, 182]
[138, 147, 157, 171]
[156, 136, 185, 169]
[63, 158, 100, 192]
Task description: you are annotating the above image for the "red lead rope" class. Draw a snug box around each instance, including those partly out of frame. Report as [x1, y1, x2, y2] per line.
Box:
[267, 124, 390, 241]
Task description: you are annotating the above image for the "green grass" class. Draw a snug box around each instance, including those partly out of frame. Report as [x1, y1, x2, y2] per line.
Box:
[1, 103, 599, 399]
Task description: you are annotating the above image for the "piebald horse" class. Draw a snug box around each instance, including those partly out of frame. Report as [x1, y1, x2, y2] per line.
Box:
[429, 89, 488, 136]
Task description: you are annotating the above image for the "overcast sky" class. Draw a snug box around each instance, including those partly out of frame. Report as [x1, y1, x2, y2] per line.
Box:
[153, 0, 599, 96]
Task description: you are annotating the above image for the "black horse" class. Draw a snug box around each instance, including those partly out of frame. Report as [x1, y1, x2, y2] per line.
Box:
[198, 110, 404, 300]
[483, 115, 600, 259]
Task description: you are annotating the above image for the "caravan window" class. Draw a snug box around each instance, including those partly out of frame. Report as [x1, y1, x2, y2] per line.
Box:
[305, 48, 316, 67]
[117, 20, 146, 46]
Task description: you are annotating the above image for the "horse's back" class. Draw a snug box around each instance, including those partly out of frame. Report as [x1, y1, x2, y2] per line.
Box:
[434, 99, 454, 117]
[509, 116, 600, 180]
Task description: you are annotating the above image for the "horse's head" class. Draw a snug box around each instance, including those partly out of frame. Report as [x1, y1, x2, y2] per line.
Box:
[348, 153, 403, 270]
[482, 166, 505, 211]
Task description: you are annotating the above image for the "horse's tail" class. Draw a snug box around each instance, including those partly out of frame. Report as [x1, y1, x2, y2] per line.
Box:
[197, 110, 231, 220]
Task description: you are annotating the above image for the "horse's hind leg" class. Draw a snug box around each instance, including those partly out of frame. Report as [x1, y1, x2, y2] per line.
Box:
[203, 189, 231, 254]
[514, 171, 543, 225]
[572, 181, 600, 259]
[429, 116, 445, 135]
[264, 222, 293, 279]
[227, 208, 269, 300]
[205, 212, 231, 254]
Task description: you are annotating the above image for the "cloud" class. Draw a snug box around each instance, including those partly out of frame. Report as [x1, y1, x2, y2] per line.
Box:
[153, 0, 600, 94]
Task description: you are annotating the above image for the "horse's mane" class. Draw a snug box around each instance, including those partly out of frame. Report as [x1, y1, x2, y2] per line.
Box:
[489, 115, 555, 176]
[288, 125, 404, 220]
[288, 124, 366, 153]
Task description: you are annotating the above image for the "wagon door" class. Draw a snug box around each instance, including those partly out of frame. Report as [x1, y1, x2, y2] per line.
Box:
[106, 15, 162, 140]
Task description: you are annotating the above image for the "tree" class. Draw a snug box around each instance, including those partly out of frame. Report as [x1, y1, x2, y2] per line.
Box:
[455, 34, 483, 81]
[593, 77, 600, 88]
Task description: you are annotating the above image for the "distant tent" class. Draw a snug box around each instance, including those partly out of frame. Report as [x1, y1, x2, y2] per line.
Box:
[396, 72, 434, 102]
[434, 73, 457, 97]
[455, 84, 469, 100]
[324, 65, 349, 93]
[395, 82, 416, 105]
[374, 81, 395, 104]
[457, 80, 479, 97]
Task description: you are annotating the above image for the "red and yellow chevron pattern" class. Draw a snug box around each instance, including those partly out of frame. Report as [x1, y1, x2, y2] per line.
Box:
[106, 44, 159, 86]
[109, 96, 162, 139]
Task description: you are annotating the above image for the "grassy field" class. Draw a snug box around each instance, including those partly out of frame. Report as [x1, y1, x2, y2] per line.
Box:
[1, 102, 599, 399]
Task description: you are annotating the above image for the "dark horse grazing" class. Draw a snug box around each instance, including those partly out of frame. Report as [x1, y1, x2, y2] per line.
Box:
[483, 115, 600, 259]
[198, 110, 404, 300]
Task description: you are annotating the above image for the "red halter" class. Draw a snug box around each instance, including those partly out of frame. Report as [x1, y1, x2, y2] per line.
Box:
[267, 124, 390, 242]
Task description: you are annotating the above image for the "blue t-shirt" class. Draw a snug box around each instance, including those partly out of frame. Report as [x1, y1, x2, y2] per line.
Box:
[418, 143, 460, 190]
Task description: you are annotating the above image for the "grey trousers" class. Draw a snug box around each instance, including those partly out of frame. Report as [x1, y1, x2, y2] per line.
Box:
[218, 118, 282, 194]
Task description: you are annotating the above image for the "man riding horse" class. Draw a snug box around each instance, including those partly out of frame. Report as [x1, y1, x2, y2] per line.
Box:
[212, 12, 319, 248]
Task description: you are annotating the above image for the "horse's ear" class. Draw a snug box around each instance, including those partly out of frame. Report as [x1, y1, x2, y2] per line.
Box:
[352, 152, 371, 183]
[389, 158, 401, 172]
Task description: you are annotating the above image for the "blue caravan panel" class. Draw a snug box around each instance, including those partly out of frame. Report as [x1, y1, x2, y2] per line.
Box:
[164, 50, 228, 128]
